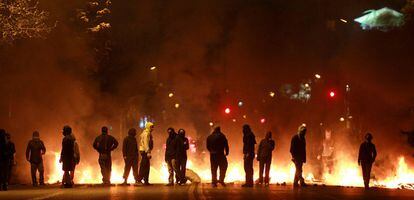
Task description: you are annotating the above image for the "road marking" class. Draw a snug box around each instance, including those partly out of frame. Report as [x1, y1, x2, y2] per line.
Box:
[29, 191, 63, 200]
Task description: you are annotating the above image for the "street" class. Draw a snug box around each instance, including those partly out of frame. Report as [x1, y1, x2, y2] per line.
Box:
[1, 183, 414, 200]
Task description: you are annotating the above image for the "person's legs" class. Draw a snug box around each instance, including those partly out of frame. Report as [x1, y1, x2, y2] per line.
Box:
[210, 154, 218, 185]
[30, 163, 38, 186]
[172, 159, 182, 184]
[166, 160, 174, 184]
[132, 157, 139, 182]
[180, 158, 187, 183]
[293, 161, 304, 186]
[107, 157, 112, 184]
[98, 157, 106, 183]
[219, 155, 228, 185]
[123, 157, 132, 182]
[258, 161, 265, 184]
[264, 160, 271, 185]
[38, 162, 45, 185]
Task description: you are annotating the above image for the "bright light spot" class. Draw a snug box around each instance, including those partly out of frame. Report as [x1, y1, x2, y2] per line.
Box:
[340, 18, 348, 23]
[150, 66, 157, 70]
[242, 115, 247, 119]
[174, 103, 180, 108]
[348, 115, 353, 119]
[315, 74, 321, 79]
[168, 93, 174, 98]
[339, 117, 345, 122]
[329, 91, 336, 98]
[269, 91, 276, 98]
[232, 118, 237, 122]
[238, 101, 243, 107]
[304, 83, 310, 88]
[224, 108, 231, 114]
[260, 118, 266, 124]
[209, 122, 214, 127]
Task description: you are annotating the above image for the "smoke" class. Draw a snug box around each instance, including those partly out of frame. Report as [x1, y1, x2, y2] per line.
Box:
[0, 0, 413, 184]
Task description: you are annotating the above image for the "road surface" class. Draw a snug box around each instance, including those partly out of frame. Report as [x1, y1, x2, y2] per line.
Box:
[1, 183, 414, 200]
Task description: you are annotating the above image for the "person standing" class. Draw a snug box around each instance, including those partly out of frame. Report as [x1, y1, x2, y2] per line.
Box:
[165, 128, 178, 186]
[122, 128, 139, 185]
[0, 129, 13, 191]
[93, 126, 119, 185]
[290, 124, 308, 188]
[176, 129, 189, 185]
[60, 126, 76, 188]
[257, 131, 275, 186]
[26, 131, 46, 186]
[206, 127, 229, 187]
[358, 133, 377, 190]
[5, 133, 15, 185]
[242, 124, 256, 187]
[137, 122, 154, 185]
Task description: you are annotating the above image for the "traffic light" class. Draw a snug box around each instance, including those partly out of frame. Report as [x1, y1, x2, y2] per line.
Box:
[329, 91, 336, 98]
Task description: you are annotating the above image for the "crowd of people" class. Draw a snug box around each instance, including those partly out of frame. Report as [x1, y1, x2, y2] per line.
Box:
[0, 122, 377, 191]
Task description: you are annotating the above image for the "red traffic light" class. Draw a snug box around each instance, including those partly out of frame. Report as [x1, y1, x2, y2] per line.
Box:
[329, 91, 336, 98]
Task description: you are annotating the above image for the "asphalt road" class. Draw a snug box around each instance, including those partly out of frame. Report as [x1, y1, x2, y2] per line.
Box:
[1, 183, 414, 200]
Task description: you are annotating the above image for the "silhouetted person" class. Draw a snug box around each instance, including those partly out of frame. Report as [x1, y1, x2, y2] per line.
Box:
[5, 133, 15, 184]
[60, 126, 76, 188]
[257, 131, 275, 186]
[290, 124, 307, 187]
[165, 128, 178, 186]
[242, 124, 256, 187]
[176, 129, 189, 185]
[137, 122, 154, 185]
[358, 133, 377, 190]
[207, 127, 229, 187]
[0, 129, 12, 191]
[93, 126, 118, 185]
[26, 131, 46, 186]
[122, 128, 139, 185]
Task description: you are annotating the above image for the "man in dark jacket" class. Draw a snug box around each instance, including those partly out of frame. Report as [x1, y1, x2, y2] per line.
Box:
[5, 133, 15, 185]
[206, 127, 229, 187]
[26, 131, 46, 186]
[165, 128, 179, 186]
[0, 129, 12, 191]
[358, 133, 377, 189]
[290, 124, 307, 187]
[60, 126, 75, 188]
[176, 129, 189, 185]
[122, 128, 139, 185]
[242, 124, 256, 187]
[257, 131, 275, 186]
[0, 129, 7, 191]
[93, 126, 119, 185]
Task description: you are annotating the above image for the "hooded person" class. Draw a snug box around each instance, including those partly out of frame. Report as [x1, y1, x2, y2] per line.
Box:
[165, 127, 179, 186]
[290, 124, 307, 187]
[206, 126, 229, 187]
[242, 124, 256, 187]
[137, 122, 154, 185]
[257, 131, 275, 186]
[175, 129, 189, 185]
[122, 128, 139, 185]
[93, 126, 119, 185]
[60, 126, 76, 188]
[26, 131, 46, 186]
[358, 133, 377, 189]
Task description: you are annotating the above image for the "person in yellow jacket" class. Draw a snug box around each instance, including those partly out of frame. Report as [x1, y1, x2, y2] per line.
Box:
[137, 122, 154, 185]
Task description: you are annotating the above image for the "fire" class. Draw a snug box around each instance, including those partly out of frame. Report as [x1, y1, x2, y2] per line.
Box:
[47, 151, 414, 189]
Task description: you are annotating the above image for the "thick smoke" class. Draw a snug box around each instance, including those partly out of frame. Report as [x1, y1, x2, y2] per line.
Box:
[0, 0, 413, 183]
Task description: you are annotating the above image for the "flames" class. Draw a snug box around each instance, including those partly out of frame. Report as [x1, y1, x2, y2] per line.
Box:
[46, 151, 414, 189]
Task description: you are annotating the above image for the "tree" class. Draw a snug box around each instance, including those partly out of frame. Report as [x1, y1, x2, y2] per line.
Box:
[0, 0, 54, 44]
